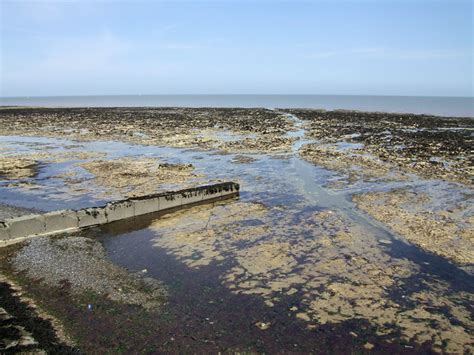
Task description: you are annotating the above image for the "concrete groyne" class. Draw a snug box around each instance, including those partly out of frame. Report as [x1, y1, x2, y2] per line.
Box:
[0, 182, 239, 244]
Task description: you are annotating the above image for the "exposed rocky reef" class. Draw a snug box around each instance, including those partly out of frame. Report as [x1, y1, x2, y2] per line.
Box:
[0, 142, 204, 202]
[353, 188, 474, 265]
[0, 106, 473, 353]
[284, 109, 473, 185]
[0, 107, 295, 154]
[79, 157, 200, 198]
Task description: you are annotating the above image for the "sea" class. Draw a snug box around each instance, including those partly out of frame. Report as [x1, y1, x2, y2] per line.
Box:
[1, 95, 473, 117]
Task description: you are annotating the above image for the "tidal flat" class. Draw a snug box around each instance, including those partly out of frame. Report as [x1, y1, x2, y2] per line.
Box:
[0, 107, 472, 353]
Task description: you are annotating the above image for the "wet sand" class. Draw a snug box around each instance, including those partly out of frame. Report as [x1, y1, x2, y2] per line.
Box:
[0, 107, 472, 353]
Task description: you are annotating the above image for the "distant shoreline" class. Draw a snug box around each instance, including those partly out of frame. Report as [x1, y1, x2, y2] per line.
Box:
[0, 104, 472, 119]
[1, 94, 473, 117]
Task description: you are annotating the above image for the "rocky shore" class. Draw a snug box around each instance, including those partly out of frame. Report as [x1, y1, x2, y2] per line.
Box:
[0, 106, 472, 352]
[282, 109, 473, 267]
[1, 106, 471, 183]
[0, 107, 295, 154]
[284, 109, 473, 185]
[12, 235, 166, 309]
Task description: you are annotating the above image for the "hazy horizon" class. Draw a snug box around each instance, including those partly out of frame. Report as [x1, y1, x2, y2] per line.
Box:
[2, 94, 473, 117]
[1, 93, 473, 99]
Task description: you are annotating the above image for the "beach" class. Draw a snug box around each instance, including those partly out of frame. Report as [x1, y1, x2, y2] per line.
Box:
[0, 106, 472, 353]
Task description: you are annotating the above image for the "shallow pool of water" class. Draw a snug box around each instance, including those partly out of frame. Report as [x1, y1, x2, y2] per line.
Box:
[1, 130, 473, 352]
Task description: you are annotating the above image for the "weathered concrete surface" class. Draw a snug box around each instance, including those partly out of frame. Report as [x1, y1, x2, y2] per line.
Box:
[159, 193, 183, 210]
[77, 207, 108, 228]
[0, 222, 11, 240]
[44, 210, 78, 234]
[0, 182, 239, 244]
[6, 215, 46, 240]
[132, 197, 160, 216]
[105, 201, 135, 223]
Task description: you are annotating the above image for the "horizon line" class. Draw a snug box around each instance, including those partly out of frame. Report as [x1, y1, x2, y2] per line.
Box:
[1, 94, 473, 99]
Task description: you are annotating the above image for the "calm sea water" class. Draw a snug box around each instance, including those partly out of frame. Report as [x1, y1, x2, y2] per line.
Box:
[1, 95, 473, 117]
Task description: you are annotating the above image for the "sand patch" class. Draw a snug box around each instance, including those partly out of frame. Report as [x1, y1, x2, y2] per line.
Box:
[353, 188, 474, 265]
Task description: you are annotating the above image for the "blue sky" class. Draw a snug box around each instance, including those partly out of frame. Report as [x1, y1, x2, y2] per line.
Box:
[1, 0, 472, 97]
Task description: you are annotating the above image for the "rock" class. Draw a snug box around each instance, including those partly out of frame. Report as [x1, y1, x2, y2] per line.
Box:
[363, 342, 374, 350]
[255, 321, 271, 330]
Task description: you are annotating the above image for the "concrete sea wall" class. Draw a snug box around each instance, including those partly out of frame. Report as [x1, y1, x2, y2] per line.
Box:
[0, 182, 239, 244]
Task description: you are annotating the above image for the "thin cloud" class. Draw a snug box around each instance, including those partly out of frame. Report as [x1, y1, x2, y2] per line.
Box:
[394, 49, 471, 60]
[154, 43, 205, 50]
[306, 47, 383, 59]
[306, 47, 471, 60]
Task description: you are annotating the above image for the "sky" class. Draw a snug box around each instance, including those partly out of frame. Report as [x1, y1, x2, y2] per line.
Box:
[0, 0, 472, 97]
